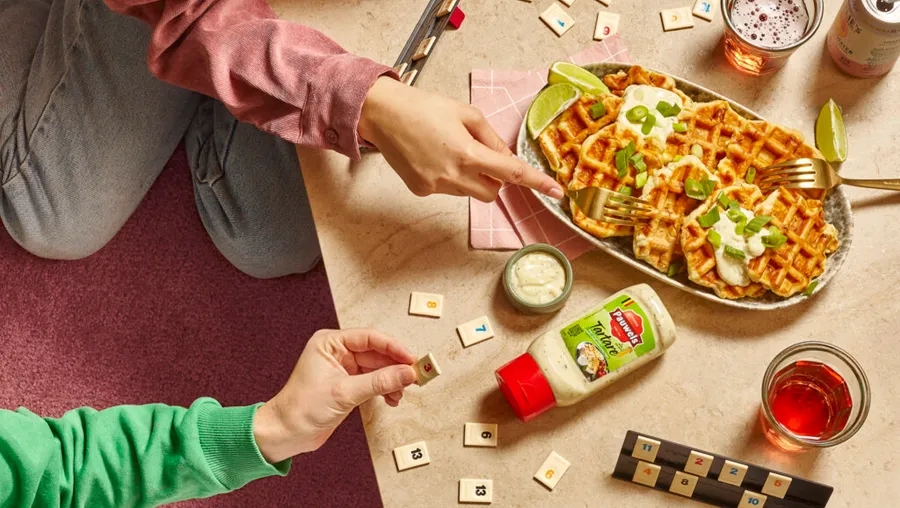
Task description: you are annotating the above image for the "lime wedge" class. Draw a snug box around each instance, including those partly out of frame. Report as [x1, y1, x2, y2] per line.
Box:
[815, 99, 848, 163]
[526, 83, 581, 139]
[547, 61, 610, 96]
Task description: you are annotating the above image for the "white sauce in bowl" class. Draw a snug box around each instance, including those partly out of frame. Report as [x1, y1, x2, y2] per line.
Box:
[509, 252, 567, 305]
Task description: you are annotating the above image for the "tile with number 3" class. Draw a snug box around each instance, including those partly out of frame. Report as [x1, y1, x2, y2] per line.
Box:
[413, 353, 442, 386]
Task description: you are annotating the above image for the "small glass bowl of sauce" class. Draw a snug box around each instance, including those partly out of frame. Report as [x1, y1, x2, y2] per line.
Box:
[502, 244, 573, 314]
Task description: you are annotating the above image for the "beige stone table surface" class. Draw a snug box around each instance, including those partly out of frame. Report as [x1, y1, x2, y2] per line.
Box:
[271, 1, 899, 506]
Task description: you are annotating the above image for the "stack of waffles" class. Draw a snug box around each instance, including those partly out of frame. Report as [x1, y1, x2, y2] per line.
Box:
[537, 66, 839, 299]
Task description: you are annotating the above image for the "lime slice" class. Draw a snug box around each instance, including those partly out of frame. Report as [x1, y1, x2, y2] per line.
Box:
[815, 99, 848, 163]
[547, 61, 610, 96]
[526, 83, 581, 139]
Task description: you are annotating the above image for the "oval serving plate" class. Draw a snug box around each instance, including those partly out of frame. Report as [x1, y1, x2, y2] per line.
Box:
[517, 63, 853, 310]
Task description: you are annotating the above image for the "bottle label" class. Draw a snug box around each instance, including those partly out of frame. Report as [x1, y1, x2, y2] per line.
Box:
[559, 293, 657, 382]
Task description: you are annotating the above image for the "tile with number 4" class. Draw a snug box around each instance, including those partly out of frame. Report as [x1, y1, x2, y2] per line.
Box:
[534, 451, 570, 490]
[464, 423, 498, 447]
[683, 450, 714, 477]
[594, 12, 620, 41]
[739, 490, 767, 507]
[459, 479, 493, 504]
[414, 353, 442, 386]
[457, 316, 494, 347]
[761, 472, 792, 499]
[669, 471, 699, 497]
[393, 441, 430, 471]
[661, 6, 694, 31]
[632, 460, 661, 487]
[540, 3, 575, 37]
[631, 435, 660, 462]
[692, 0, 716, 21]
[409, 291, 443, 318]
[718, 460, 749, 486]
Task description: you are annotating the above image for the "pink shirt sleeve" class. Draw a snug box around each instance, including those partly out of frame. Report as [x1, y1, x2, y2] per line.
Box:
[104, 0, 396, 159]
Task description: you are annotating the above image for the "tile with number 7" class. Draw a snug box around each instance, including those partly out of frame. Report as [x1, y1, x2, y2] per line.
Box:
[457, 316, 494, 347]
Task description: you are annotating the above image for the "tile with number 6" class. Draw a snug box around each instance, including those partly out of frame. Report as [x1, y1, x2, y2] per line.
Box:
[594, 11, 620, 41]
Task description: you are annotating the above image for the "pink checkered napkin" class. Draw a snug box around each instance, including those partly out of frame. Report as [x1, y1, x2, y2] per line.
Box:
[468, 37, 633, 260]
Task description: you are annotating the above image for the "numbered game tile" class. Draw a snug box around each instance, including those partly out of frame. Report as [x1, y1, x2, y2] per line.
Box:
[718, 460, 749, 486]
[539, 3, 575, 37]
[464, 423, 498, 447]
[692, 0, 716, 21]
[393, 441, 430, 472]
[560, 0, 575, 6]
[414, 353, 442, 386]
[631, 435, 661, 462]
[408, 292, 443, 318]
[437, 0, 458, 17]
[761, 472, 792, 499]
[392, 62, 408, 76]
[400, 69, 418, 86]
[632, 460, 662, 488]
[661, 6, 694, 31]
[739, 490, 768, 507]
[594, 11, 620, 41]
[412, 36, 436, 61]
[683, 450, 714, 477]
[597, 0, 611, 5]
[459, 479, 493, 504]
[669, 471, 699, 497]
[534, 451, 570, 490]
[457, 316, 494, 347]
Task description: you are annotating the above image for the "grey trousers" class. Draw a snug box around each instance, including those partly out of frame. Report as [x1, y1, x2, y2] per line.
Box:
[0, 0, 321, 279]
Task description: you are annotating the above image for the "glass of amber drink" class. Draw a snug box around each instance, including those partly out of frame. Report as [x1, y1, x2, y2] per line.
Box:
[759, 341, 870, 451]
[721, 0, 824, 75]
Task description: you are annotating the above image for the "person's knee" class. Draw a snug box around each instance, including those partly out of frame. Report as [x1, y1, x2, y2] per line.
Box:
[209, 227, 322, 279]
[6, 218, 110, 261]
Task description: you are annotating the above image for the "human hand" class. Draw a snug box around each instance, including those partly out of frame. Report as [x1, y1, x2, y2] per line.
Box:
[358, 77, 565, 202]
[253, 328, 417, 463]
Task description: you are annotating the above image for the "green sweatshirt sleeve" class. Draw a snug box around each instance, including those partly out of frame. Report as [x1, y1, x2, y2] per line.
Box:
[0, 398, 290, 507]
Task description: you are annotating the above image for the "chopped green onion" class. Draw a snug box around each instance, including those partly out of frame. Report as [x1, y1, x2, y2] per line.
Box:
[685, 177, 714, 200]
[700, 177, 716, 197]
[698, 207, 720, 228]
[706, 229, 722, 249]
[690, 144, 703, 158]
[673, 155, 683, 162]
[673, 122, 687, 133]
[724, 245, 746, 259]
[667, 262, 682, 278]
[762, 226, 787, 248]
[615, 149, 628, 177]
[803, 280, 819, 297]
[734, 221, 746, 235]
[656, 101, 681, 118]
[625, 105, 649, 123]
[641, 114, 656, 135]
[728, 200, 740, 212]
[726, 206, 745, 224]
[589, 102, 607, 120]
[745, 166, 757, 184]
[635, 172, 649, 189]
[630, 152, 644, 164]
[744, 215, 772, 234]
[619, 186, 633, 196]
[716, 191, 730, 209]
[624, 141, 636, 159]
[634, 159, 648, 172]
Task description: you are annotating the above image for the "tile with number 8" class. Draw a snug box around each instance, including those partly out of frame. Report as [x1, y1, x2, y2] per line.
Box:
[683, 450, 714, 477]
[413, 352, 442, 386]
[459, 479, 493, 504]
[739, 490, 767, 507]
[393, 441, 430, 471]
[718, 460, 749, 486]
[464, 423, 498, 447]
[761, 472, 792, 499]
[669, 471, 699, 497]
[457, 316, 494, 347]
[661, 6, 695, 31]
[534, 451, 570, 490]
[631, 435, 660, 462]
[632, 460, 661, 487]
[692, 0, 716, 21]
[409, 291, 443, 318]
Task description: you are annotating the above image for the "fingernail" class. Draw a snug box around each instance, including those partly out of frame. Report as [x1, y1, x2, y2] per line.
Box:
[548, 187, 564, 200]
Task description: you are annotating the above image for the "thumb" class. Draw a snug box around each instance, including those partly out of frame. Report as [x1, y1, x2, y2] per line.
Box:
[337, 364, 417, 408]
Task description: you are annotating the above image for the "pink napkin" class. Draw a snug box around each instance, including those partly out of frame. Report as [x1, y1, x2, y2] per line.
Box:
[468, 36, 633, 260]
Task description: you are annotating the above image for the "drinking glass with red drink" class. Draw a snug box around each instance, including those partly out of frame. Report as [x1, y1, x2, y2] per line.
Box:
[760, 341, 870, 451]
[721, 0, 824, 75]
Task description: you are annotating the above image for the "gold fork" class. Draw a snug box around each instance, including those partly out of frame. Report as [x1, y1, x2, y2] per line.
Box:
[566, 187, 655, 226]
[757, 158, 900, 192]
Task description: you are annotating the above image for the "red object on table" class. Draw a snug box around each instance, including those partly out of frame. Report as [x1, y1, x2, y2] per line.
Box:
[448, 7, 465, 29]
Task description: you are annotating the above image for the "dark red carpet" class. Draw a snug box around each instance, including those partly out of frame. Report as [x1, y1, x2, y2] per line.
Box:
[0, 146, 382, 507]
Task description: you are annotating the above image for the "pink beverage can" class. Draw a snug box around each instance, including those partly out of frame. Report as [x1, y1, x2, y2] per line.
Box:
[826, 0, 900, 77]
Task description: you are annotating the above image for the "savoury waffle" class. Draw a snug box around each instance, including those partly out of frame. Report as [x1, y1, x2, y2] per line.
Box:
[538, 94, 623, 185]
[747, 187, 840, 297]
[603, 65, 692, 106]
[680, 184, 769, 299]
[634, 155, 717, 273]
[663, 100, 748, 184]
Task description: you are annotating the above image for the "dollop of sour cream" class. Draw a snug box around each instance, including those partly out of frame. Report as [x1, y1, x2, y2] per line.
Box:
[616, 85, 684, 149]
[711, 207, 770, 286]
[509, 252, 566, 305]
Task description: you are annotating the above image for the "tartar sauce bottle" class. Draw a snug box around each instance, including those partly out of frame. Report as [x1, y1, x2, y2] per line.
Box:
[495, 284, 677, 422]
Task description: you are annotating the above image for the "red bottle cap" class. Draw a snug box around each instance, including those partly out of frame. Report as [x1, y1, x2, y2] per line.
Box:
[495, 353, 557, 422]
